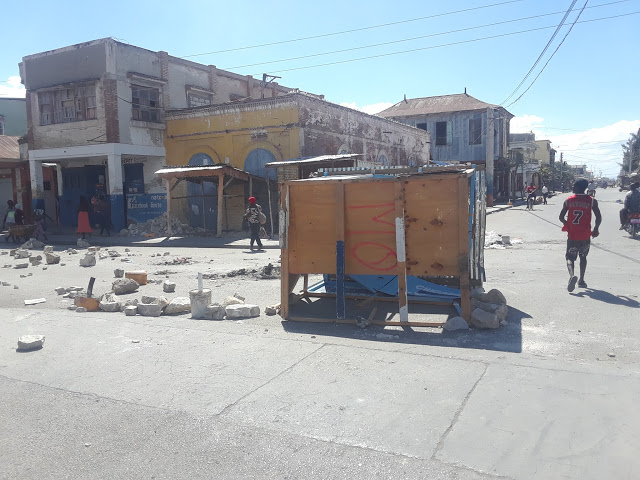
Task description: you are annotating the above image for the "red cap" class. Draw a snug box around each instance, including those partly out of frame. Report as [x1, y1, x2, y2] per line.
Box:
[248, 196, 256, 204]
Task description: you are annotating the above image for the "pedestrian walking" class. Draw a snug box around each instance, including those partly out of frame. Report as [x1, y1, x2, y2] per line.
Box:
[76, 196, 93, 240]
[541, 185, 549, 204]
[244, 196, 264, 251]
[559, 179, 602, 292]
[95, 194, 111, 236]
[2, 200, 17, 230]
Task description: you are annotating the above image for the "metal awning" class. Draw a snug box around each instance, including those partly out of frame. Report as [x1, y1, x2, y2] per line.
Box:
[265, 154, 362, 168]
[154, 164, 251, 182]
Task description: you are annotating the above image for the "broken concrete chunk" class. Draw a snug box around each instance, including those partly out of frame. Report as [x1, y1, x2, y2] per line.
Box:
[88, 246, 97, 252]
[99, 293, 121, 312]
[114, 268, 124, 278]
[66, 248, 78, 255]
[222, 296, 244, 307]
[233, 292, 246, 302]
[265, 305, 279, 316]
[29, 256, 42, 266]
[24, 298, 46, 305]
[45, 252, 61, 265]
[76, 307, 87, 313]
[164, 297, 191, 315]
[77, 238, 90, 248]
[21, 239, 45, 250]
[18, 335, 45, 351]
[109, 250, 121, 258]
[141, 296, 169, 308]
[471, 308, 499, 329]
[443, 316, 470, 331]
[15, 249, 31, 259]
[44, 245, 54, 253]
[124, 305, 138, 316]
[112, 278, 139, 295]
[137, 303, 163, 317]
[79, 253, 96, 267]
[162, 281, 176, 293]
[225, 304, 260, 319]
[204, 303, 225, 320]
[14, 263, 29, 269]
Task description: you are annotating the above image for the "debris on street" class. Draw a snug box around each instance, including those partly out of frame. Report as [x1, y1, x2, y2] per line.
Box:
[17, 335, 45, 351]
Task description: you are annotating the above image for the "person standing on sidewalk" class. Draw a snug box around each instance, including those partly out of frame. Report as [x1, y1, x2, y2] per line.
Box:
[559, 179, 602, 292]
[76, 196, 93, 240]
[541, 185, 549, 204]
[244, 196, 263, 251]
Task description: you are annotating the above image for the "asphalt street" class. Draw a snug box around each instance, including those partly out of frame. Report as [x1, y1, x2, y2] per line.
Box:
[1, 187, 639, 479]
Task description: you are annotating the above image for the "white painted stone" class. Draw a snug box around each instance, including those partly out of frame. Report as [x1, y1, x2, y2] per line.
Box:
[137, 303, 163, 317]
[18, 335, 45, 350]
[164, 297, 191, 315]
[225, 304, 260, 319]
[443, 316, 470, 331]
[204, 303, 225, 320]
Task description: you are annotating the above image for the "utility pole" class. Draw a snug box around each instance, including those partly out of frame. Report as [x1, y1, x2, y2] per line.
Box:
[560, 152, 563, 192]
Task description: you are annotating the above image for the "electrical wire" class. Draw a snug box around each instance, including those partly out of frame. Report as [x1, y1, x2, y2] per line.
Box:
[224, 0, 627, 70]
[500, 0, 578, 105]
[249, 11, 638, 75]
[182, 0, 525, 58]
[505, 0, 590, 108]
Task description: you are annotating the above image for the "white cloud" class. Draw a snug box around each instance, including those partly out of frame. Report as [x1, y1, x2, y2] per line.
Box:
[0, 76, 26, 98]
[340, 101, 394, 115]
[511, 115, 640, 178]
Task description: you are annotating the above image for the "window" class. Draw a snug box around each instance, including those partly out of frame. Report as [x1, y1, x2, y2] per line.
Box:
[37, 85, 96, 125]
[435, 121, 452, 146]
[131, 85, 161, 122]
[416, 123, 427, 131]
[469, 118, 482, 145]
[0, 115, 4, 135]
[188, 93, 211, 108]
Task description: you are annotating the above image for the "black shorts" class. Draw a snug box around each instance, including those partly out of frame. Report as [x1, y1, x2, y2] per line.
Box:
[566, 238, 590, 261]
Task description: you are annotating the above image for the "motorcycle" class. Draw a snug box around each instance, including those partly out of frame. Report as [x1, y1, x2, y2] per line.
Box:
[587, 189, 596, 197]
[624, 213, 640, 239]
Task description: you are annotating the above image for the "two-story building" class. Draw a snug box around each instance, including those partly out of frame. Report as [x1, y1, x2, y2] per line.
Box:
[0, 97, 29, 214]
[509, 132, 541, 192]
[20, 38, 297, 231]
[378, 92, 513, 206]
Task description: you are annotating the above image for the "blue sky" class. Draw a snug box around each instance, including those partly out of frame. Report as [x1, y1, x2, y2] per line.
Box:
[1, 0, 639, 177]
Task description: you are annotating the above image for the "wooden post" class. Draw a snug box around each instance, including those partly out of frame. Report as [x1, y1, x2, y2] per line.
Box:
[165, 178, 172, 236]
[335, 182, 346, 320]
[249, 176, 253, 197]
[394, 181, 408, 322]
[201, 181, 206, 231]
[279, 184, 290, 319]
[457, 175, 472, 323]
[267, 175, 275, 239]
[217, 173, 224, 237]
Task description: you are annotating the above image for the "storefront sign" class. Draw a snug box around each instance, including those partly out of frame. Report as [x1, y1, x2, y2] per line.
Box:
[127, 193, 167, 224]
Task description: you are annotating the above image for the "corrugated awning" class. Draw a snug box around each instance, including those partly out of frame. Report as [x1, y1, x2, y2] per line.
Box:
[265, 154, 362, 168]
[154, 164, 251, 182]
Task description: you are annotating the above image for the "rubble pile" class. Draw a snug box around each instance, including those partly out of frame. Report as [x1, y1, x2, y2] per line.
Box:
[484, 231, 523, 249]
[121, 213, 192, 237]
[202, 263, 280, 280]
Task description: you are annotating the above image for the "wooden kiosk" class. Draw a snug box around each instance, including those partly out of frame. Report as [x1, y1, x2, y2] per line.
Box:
[279, 165, 485, 326]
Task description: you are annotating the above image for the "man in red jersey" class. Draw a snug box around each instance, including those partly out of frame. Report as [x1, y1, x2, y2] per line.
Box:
[559, 179, 602, 292]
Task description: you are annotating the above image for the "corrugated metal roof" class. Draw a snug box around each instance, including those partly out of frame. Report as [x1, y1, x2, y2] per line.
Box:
[265, 154, 362, 167]
[154, 164, 252, 181]
[378, 94, 500, 118]
[0, 136, 20, 160]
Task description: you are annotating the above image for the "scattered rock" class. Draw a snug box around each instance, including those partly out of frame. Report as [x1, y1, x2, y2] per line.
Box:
[163, 281, 176, 293]
[484, 289, 507, 305]
[355, 316, 370, 329]
[119, 298, 139, 311]
[17, 335, 45, 351]
[44, 245, 54, 253]
[112, 278, 139, 295]
[141, 296, 169, 308]
[125, 248, 130, 252]
[137, 303, 163, 317]
[608, 352, 616, 358]
[77, 238, 90, 248]
[99, 293, 121, 312]
[76, 307, 87, 313]
[124, 305, 138, 316]
[233, 292, 246, 301]
[164, 297, 191, 315]
[471, 308, 499, 329]
[204, 303, 225, 320]
[45, 252, 61, 265]
[66, 248, 78, 255]
[15, 249, 31, 259]
[2, 281, 10, 286]
[21, 239, 45, 250]
[79, 253, 96, 267]
[163, 252, 170, 256]
[265, 305, 279, 316]
[14, 263, 28, 269]
[375, 333, 399, 340]
[222, 296, 244, 307]
[443, 316, 470, 331]
[67, 305, 77, 310]
[108, 250, 121, 258]
[29, 255, 42, 266]
[225, 304, 260, 319]
[88, 246, 98, 252]
[114, 268, 124, 278]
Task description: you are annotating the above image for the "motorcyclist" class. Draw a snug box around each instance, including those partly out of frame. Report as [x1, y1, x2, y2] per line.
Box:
[619, 173, 640, 229]
[587, 180, 597, 196]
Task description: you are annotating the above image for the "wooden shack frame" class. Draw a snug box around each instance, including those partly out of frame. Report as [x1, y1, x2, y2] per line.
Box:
[279, 166, 486, 326]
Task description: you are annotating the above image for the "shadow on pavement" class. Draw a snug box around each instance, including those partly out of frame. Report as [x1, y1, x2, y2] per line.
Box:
[282, 297, 527, 353]
[571, 288, 640, 307]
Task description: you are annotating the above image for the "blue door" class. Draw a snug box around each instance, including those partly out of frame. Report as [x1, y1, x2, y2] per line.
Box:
[244, 149, 276, 180]
[187, 153, 217, 229]
[59, 165, 106, 227]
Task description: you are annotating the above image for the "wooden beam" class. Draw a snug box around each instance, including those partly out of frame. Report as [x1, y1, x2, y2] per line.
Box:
[217, 173, 223, 237]
[286, 316, 445, 328]
[279, 184, 290, 319]
[395, 181, 408, 322]
[267, 174, 275, 239]
[335, 182, 346, 320]
[457, 175, 472, 323]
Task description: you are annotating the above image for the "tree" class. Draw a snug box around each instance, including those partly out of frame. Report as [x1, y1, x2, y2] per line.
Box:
[620, 129, 640, 175]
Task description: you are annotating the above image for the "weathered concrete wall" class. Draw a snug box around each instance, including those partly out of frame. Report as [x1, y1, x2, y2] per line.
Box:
[297, 96, 430, 166]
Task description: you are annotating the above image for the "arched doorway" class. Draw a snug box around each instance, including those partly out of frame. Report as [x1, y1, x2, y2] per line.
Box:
[188, 153, 217, 229]
[244, 148, 276, 180]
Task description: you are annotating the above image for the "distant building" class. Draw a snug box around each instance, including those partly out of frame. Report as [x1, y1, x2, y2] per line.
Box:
[0, 98, 27, 136]
[534, 139, 555, 165]
[378, 92, 513, 205]
[509, 132, 541, 191]
[0, 98, 29, 214]
[20, 37, 302, 230]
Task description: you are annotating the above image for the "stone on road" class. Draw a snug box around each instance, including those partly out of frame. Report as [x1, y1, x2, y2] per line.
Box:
[17, 335, 45, 351]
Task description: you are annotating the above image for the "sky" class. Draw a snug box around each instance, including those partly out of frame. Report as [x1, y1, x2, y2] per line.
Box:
[1, 0, 639, 177]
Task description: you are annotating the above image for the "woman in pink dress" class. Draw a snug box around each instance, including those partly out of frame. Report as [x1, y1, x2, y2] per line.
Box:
[77, 196, 93, 239]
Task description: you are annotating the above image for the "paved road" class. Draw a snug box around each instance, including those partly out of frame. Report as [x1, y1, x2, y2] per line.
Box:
[1, 187, 639, 479]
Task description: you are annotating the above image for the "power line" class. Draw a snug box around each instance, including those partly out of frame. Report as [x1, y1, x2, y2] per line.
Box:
[224, 0, 627, 70]
[505, 0, 590, 108]
[250, 11, 638, 75]
[182, 0, 525, 58]
[500, 0, 577, 105]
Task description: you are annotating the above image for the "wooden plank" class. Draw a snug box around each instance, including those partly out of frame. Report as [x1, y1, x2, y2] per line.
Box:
[287, 316, 445, 328]
[395, 181, 408, 322]
[457, 176, 472, 323]
[302, 291, 454, 306]
[404, 175, 461, 276]
[335, 182, 346, 319]
[280, 184, 290, 319]
[217, 174, 223, 237]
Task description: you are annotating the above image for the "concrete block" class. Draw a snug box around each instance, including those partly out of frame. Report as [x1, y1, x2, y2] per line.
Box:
[17, 335, 45, 350]
[124, 305, 138, 316]
[164, 297, 191, 315]
[204, 303, 225, 320]
[163, 281, 176, 293]
[225, 304, 260, 319]
[137, 303, 163, 317]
